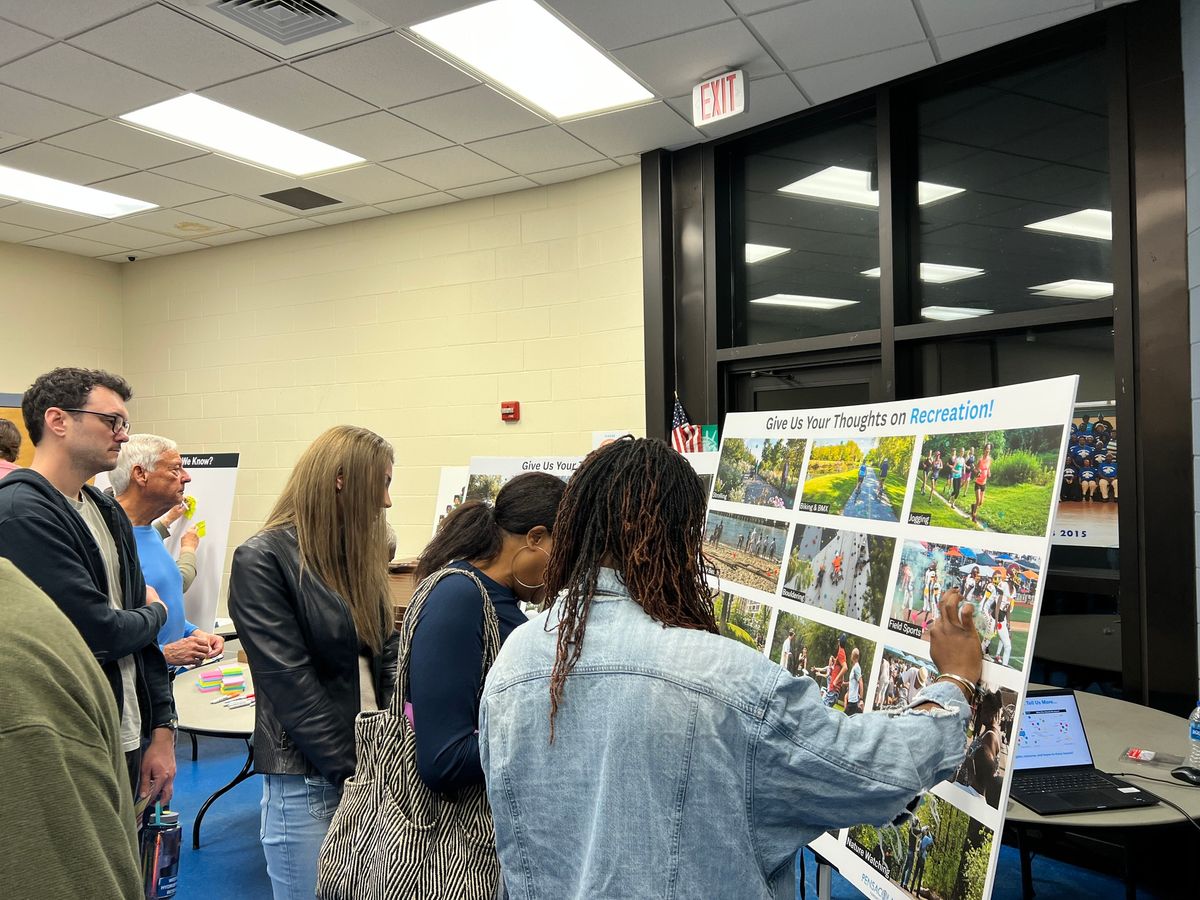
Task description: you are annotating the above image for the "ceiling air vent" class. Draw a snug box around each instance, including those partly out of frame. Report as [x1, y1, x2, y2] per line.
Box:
[261, 187, 341, 211]
[167, 0, 389, 59]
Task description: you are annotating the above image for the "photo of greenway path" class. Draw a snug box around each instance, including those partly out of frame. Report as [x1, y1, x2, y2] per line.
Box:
[887, 540, 1040, 671]
[873, 647, 1017, 811]
[714, 437, 807, 509]
[908, 426, 1064, 536]
[465, 472, 504, 505]
[715, 591, 771, 653]
[799, 436, 915, 523]
[846, 793, 993, 900]
[781, 526, 895, 623]
[703, 511, 789, 594]
[768, 612, 877, 715]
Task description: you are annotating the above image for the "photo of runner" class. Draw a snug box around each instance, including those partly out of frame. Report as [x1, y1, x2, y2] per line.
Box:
[847, 794, 993, 900]
[781, 526, 895, 623]
[886, 539, 1040, 671]
[767, 612, 877, 714]
[907, 426, 1064, 536]
[714, 437, 807, 509]
[703, 511, 789, 594]
[715, 591, 771, 653]
[799, 436, 915, 522]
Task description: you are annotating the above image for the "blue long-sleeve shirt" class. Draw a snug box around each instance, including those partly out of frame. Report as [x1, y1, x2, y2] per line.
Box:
[408, 561, 527, 793]
[132, 525, 197, 646]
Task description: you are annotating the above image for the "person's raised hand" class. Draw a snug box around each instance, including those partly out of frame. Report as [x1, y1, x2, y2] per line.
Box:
[180, 525, 200, 553]
[928, 587, 983, 688]
[162, 635, 212, 667]
[161, 500, 187, 528]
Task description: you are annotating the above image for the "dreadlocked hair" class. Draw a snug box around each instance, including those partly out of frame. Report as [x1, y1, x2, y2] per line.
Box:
[544, 436, 717, 740]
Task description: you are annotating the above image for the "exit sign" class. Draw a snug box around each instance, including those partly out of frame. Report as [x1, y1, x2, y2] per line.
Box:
[692, 70, 745, 126]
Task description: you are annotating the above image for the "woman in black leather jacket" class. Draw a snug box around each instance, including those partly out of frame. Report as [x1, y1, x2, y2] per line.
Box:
[229, 425, 398, 900]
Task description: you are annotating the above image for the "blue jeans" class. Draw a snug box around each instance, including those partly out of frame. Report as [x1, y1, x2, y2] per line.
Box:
[260, 773, 339, 900]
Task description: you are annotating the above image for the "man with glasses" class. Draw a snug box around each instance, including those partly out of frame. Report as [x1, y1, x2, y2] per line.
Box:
[0, 368, 177, 807]
[112, 434, 225, 669]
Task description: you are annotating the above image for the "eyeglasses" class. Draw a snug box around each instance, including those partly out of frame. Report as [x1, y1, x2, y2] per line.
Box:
[62, 408, 131, 436]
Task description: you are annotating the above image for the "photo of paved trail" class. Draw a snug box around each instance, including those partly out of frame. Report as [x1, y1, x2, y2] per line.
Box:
[800, 436, 915, 523]
[703, 510, 789, 594]
[782, 526, 894, 623]
[714, 437, 807, 510]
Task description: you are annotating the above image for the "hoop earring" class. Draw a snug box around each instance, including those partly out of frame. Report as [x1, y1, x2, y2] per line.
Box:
[512, 544, 551, 591]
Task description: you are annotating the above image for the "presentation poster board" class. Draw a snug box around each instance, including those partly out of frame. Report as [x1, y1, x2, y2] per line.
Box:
[0, 393, 34, 468]
[707, 377, 1077, 900]
[1052, 402, 1119, 549]
[432, 465, 470, 535]
[465, 455, 583, 504]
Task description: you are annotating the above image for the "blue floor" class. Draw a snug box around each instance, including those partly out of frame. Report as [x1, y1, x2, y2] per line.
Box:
[174, 735, 1159, 900]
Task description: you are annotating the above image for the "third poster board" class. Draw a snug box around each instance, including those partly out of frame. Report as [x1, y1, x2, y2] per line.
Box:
[707, 376, 1077, 900]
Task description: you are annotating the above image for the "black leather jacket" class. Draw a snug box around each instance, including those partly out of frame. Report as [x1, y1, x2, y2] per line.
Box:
[228, 527, 399, 787]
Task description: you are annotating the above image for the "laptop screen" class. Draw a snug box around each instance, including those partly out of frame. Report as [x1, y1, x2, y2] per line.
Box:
[1012, 691, 1095, 771]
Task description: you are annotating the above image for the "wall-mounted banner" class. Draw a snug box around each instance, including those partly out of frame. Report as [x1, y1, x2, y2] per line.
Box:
[432, 465, 470, 536]
[707, 376, 1077, 900]
[465, 456, 583, 506]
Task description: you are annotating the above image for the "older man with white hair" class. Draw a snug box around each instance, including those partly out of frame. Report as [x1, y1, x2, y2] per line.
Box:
[114, 435, 223, 668]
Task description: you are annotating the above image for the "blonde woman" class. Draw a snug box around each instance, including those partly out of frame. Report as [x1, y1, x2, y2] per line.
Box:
[229, 426, 398, 900]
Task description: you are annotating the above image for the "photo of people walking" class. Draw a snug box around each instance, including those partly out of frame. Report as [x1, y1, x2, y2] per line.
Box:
[781, 525, 895, 623]
[767, 612, 876, 715]
[702, 510, 789, 594]
[714, 436, 807, 509]
[908, 426, 1064, 536]
[799, 435, 915, 522]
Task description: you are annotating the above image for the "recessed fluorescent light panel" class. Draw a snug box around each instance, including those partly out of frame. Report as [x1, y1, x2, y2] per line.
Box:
[861, 263, 985, 284]
[750, 294, 858, 310]
[745, 243, 790, 264]
[1030, 279, 1114, 300]
[411, 0, 652, 119]
[0, 164, 156, 218]
[120, 94, 364, 177]
[1025, 208, 1112, 241]
[778, 166, 964, 207]
[921, 306, 994, 321]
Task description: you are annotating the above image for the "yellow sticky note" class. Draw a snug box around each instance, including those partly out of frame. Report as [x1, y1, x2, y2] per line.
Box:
[195, 521, 207, 538]
[184, 496, 197, 519]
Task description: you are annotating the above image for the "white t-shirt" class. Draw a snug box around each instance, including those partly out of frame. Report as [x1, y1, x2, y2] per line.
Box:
[358, 654, 379, 712]
[847, 662, 862, 704]
[74, 492, 142, 752]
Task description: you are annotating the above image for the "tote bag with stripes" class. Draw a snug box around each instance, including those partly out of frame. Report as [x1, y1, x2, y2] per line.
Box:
[317, 567, 502, 900]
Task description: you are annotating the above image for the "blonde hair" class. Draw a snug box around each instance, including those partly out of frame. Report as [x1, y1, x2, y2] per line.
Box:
[262, 425, 394, 653]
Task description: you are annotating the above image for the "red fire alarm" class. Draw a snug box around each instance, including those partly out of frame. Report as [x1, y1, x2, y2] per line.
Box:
[500, 400, 520, 422]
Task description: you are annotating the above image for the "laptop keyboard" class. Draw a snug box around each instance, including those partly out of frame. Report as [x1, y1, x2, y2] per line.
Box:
[1018, 771, 1114, 793]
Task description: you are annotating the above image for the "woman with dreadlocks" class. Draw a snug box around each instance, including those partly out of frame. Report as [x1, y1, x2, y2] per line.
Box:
[479, 437, 983, 899]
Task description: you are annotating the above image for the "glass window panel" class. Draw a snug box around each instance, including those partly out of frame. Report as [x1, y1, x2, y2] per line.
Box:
[914, 50, 1111, 322]
[732, 116, 879, 346]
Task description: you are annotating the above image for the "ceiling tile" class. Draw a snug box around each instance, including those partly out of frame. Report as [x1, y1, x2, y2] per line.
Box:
[613, 21, 780, 99]
[0, 203, 104, 232]
[305, 164, 434, 203]
[89, 171, 222, 207]
[47, 120, 205, 170]
[794, 42, 936, 105]
[310, 206, 389, 225]
[726, 0, 800, 13]
[0, 143, 134, 184]
[383, 146, 514, 190]
[528, 160, 619, 186]
[195, 229, 262, 247]
[0, 0, 148, 39]
[749, 0, 928, 70]
[178, 196, 294, 229]
[69, 5, 277, 91]
[0, 221, 50, 242]
[0, 19, 52, 64]
[253, 218, 322, 236]
[26, 232, 123, 257]
[393, 85, 549, 144]
[936, 6, 1094, 60]
[562, 103, 700, 158]
[666, 73, 809, 138]
[545, 0, 735, 50]
[122, 208, 232, 240]
[142, 240, 209, 255]
[304, 111, 450, 162]
[449, 177, 539, 200]
[917, 0, 1085, 35]
[0, 44, 179, 116]
[351, 0, 481, 28]
[0, 85, 100, 141]
[201, 66, 375, 131]
[468, 126, 602, 173]
[152, 154, 298, 196]
[376, 193, 457, 214]
[64, 221, 177, 250]
[294, 33, 477, 109]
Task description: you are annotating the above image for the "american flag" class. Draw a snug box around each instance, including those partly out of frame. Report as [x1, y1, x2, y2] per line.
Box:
[671, 397, 703, 453]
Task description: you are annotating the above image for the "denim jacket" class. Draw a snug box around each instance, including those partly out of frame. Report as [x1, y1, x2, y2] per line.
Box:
[480, 569, 968, 900]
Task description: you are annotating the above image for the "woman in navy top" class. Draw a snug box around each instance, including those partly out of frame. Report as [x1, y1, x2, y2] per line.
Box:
[407, 471, 566, 794]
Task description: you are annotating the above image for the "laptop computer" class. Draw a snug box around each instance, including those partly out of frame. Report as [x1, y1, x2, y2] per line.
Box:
[1009, 689, 1159, 815]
